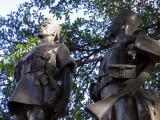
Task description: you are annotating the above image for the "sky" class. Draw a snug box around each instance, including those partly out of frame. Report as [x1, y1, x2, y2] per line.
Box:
[0, 0, 87, 23]
[0, 0, 29, 17]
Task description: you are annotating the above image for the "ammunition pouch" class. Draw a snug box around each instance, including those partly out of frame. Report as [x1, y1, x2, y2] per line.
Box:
[108, 64, 136, 79]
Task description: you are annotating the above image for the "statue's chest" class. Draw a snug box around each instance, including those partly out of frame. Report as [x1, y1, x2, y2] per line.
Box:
[21, 44, 58, 73]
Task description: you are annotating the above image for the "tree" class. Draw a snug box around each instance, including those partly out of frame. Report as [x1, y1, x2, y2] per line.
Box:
[0, 0, 160, 119]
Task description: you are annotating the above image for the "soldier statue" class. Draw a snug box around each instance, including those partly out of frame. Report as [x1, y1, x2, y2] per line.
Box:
[8, 18, 75, 120]
[86, 11, 160, 120]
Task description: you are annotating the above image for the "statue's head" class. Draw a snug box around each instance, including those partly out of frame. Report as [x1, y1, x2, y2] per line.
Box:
[109, 10, 140, 37]
[38, 18, 61, 44]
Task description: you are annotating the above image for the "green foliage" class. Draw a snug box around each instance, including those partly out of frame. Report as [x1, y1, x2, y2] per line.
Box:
[0, 0, 160, 119]
[0, 38, 39, 76]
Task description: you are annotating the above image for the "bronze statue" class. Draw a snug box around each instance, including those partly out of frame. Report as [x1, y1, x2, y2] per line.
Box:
[8, 18, 75, 120]
[86, 11, 160, 120]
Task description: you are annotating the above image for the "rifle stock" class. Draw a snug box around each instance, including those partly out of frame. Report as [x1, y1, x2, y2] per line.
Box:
[85, 70, 152, 120]
[85, 92, 128, 120]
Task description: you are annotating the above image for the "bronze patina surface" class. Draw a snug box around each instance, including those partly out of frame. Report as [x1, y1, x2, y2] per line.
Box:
[8, 18, 75, 120]
[86, 11, 160, 120]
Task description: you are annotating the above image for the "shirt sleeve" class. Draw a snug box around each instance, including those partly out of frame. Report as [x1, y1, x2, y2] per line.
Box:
[56, 44, 75, 72]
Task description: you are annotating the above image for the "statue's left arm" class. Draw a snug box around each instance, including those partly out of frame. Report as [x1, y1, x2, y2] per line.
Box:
[121, 36, 160, 93]
[54, 44, 75, 115]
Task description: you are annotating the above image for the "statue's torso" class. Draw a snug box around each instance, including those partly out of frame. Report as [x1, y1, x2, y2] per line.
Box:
[98, 36, 160, 120]
[9, 43, 60, 106]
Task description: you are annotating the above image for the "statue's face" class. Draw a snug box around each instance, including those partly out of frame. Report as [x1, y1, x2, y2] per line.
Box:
[38, 19, 61, 44]
[124, 24, 136, 35]
[124, 14, 139, 35]
[38, 21, 56, 37]
[109, 11, 140, 37]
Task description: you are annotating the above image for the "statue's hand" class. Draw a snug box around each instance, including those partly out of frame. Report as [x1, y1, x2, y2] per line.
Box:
[121, 79, 142, 95]
[54, 99, 68, 117]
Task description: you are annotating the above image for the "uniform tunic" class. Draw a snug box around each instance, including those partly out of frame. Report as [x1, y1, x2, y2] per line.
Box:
[8, 43, 75, 115]
[97, 36, 160, 120]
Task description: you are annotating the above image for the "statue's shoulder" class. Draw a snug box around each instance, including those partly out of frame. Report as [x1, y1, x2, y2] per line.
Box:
[20, 49, 36, 61]
[137, 35, 153, 39]
[135, 35, 160, 61]
[56, 43, 70, 52]
[57, 43, 68, 48]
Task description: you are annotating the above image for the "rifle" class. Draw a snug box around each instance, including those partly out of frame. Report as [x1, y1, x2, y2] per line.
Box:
[85, 61, 155, 120]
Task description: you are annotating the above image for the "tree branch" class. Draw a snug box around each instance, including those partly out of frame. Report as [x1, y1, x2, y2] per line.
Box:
[76, 56, 104, 67]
